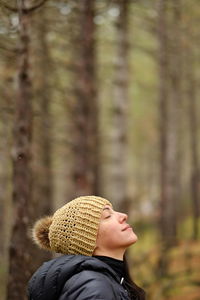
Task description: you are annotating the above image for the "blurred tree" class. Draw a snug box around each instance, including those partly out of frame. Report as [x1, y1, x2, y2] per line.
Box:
[6, 0, 47, 299]
[30, 4, 53, 260]
[69, 0, 99, 196]
[107, 0, 130, 211]
[186, 44, 200, 240]
[0, 54, 14, 299]
[158, 0, 182, 250]
[0, 5, 19, 299]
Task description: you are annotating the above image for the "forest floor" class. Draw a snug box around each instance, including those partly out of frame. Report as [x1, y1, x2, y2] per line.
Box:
[131, 218, 200, 300]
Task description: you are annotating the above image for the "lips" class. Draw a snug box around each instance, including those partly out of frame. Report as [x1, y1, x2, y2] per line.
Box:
[122, 225, 131, 231]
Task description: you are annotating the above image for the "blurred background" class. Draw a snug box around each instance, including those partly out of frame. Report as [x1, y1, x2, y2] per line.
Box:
[0, 0, 200, 299]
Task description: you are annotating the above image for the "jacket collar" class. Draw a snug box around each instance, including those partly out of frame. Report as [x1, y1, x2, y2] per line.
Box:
[28, 255, 122, 300]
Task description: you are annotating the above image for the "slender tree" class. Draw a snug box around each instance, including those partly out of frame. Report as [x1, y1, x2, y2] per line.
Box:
[6, 1, 47, 299]
[70, 0, 99, 196]
[7, 1, 33, 299]
[0, 57, 14, 300]
[158, 0, 182, 249]
[168, 0, 183, 229]
[0, 61, 11, 256]
[107, 0, 130, 211]
[186, 46, 200, 240]
[158, 0, 169, 248]
[30, 5, 53, 261]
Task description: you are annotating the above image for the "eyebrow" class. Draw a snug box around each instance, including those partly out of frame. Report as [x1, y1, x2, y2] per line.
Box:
[103, 207, 111, 211]
[102, 207, 112, 213]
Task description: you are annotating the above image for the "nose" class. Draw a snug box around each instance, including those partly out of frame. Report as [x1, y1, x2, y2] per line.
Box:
[118, 212, 128, 223]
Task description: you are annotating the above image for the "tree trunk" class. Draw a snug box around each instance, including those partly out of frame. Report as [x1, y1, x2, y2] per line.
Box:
[70, 0, 98, 196]
[186, 47, 200, 240]
[166, 0, 182, 245]
[0, 57, 14, 300]
[7, 1, 34, 299]
[158, 0, 182, 249]
[158, 0, 169, 244]
[107, 0, 130, 211]
[30, 5, 53, 261]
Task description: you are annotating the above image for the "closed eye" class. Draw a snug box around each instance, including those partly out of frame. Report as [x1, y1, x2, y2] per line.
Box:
[102, 206, 113, 219]
[105, 215, 111, 219]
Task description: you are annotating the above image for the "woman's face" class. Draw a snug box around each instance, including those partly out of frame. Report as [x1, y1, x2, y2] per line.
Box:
[93, 205, 138, 259]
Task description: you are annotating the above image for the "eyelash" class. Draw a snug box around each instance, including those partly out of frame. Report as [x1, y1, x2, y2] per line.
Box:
[105, 215, 111, 219]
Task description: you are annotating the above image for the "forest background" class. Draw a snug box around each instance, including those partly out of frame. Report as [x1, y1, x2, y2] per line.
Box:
[0, 0, 200, 299]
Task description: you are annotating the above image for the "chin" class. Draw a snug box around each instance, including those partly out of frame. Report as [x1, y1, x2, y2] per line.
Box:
[131, 233, 138, 244]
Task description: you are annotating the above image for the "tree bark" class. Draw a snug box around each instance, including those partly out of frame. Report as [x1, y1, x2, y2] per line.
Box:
[186, 47, 200, 240]
[0, 57, 14, 300]
[158, 0, 169, 243]
[70, 0, 99, 196]
[158, 0, 182, 249]
[31, 6, 53, 217]
[107, 0, 130, 211]
[7, 1, 34, 299]
[30, 5, 53, 261]
[166, 0, 183, 245]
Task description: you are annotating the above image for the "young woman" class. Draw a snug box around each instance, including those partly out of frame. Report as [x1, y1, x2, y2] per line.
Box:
[28, 195, 145, 300]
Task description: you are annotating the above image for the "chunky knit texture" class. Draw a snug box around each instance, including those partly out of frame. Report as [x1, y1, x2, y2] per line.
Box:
[33, 196, 112, 256]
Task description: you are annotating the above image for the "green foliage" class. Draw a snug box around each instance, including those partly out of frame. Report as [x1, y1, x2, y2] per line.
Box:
[178, 217, 200, 240]
[0, 261, 7, 300]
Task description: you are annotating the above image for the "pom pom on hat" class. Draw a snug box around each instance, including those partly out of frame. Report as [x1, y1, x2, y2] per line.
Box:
[32, 216, 53, 251]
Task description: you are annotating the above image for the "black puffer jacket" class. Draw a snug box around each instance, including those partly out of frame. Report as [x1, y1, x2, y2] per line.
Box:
[28, 255, 131, 300]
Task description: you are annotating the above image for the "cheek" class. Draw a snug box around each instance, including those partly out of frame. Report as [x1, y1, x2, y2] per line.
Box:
[96, 223, 118, 246]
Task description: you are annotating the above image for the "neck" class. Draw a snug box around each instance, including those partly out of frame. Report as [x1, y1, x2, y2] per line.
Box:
[93, 249, 125, 261]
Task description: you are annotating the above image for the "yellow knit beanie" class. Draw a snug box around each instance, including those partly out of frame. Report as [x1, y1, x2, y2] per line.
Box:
[32, 195, 112, 256]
